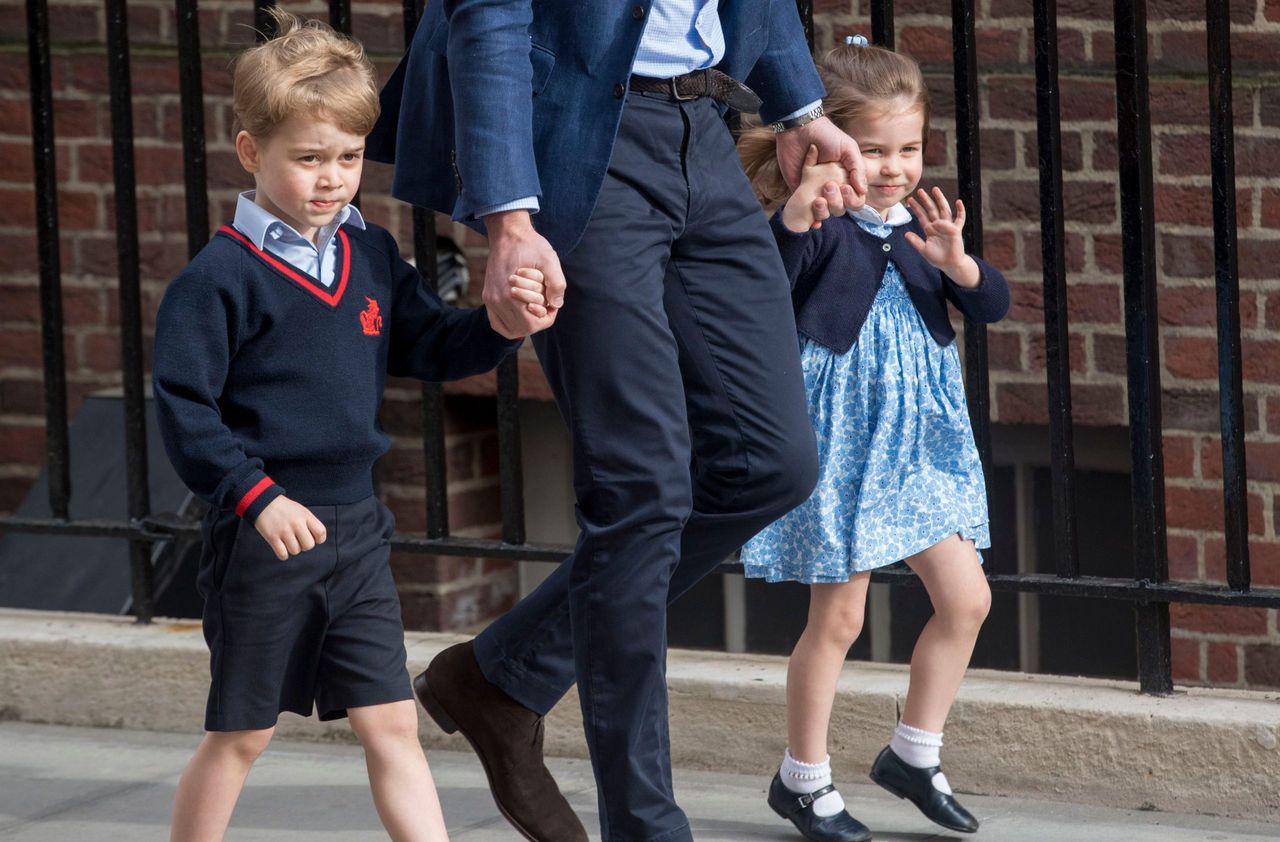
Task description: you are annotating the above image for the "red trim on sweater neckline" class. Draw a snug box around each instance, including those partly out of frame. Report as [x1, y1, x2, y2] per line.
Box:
[219, 225, 351, 308]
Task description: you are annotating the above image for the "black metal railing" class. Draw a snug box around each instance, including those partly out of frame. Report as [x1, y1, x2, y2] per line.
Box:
[1033, 0, 1080, 583]
[8, 0, 1280, 698]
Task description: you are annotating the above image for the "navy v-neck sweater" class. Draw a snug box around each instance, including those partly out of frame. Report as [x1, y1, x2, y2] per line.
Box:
[152, 221, 519, 523]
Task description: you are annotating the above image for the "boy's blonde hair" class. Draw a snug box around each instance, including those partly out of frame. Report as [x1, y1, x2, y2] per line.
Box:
[232, 8, 380, 138]
[739, 42, 931, 207]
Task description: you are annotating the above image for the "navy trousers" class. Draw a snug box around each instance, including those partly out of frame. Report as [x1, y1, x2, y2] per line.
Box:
[473, 91, 819, 842]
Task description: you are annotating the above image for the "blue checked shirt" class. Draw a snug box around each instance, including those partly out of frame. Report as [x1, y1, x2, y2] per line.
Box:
[477, 1, 821, 219]
[232, 191, 366, 288]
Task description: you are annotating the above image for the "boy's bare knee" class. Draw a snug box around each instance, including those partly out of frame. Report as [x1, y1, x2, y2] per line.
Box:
[209, 727, 274, 764]
[352, 702, 421, 749]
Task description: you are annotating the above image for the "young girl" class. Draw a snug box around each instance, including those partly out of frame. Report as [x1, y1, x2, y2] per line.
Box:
[737, 37, 1008, 841]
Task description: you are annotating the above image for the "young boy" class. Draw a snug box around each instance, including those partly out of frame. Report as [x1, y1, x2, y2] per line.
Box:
[153, 12, 548, 841]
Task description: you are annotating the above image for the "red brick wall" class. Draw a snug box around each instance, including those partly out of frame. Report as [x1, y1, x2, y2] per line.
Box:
[2, 1, 1280, 673]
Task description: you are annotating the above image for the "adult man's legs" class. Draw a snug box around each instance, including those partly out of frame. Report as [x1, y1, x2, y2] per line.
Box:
[471, 94, 817, 841]
[476, 94, 816, 715]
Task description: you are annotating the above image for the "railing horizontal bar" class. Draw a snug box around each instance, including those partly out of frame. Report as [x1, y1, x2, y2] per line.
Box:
[6, 513, 1279, 607]
[0, 517, 159, 539]
[389, 535, 566, 561]
[717, 562, 1280, 608]
[868, 568, 1280, 607]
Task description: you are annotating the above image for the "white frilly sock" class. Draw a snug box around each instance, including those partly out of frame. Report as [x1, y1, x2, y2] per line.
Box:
[780, 748, 847, 818]
[889, 722, 952, 795]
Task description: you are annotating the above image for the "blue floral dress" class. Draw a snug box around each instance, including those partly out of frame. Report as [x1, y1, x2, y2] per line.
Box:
[741, 214, 990, 584]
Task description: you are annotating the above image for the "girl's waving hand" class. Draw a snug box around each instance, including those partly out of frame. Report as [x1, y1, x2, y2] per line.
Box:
[904, 187, 980, 288]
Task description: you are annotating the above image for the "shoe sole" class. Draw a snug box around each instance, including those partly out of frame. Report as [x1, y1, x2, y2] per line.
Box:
[414, 671, 545, 842]
[869, 770, 978, 835]
[767, 796, 872, 842]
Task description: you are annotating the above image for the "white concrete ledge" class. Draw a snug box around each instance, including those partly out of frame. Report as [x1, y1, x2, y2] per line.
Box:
[2, 609, 1278, 821]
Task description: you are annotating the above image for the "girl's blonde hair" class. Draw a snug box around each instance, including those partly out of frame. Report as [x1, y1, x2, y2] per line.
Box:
[232, 8, 380, 138]
[739, 41, 931, 206]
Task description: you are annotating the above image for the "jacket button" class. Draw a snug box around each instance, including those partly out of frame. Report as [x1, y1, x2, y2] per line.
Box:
[882, 242, 892, 252]
[632, 5, 645, 19]
[614, 82, 626, 98]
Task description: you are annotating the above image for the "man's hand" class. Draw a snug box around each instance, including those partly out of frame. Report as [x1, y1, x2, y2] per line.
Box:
[776, 116, 867, 213]
[483, 211, 566, 338]
[255, 496, 326, 561]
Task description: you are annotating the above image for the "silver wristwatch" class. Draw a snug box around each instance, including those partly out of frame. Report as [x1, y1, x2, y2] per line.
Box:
[769, 104, 825, 133]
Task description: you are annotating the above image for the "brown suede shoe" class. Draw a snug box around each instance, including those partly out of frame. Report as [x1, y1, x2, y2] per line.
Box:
[415, 641, 588, 842]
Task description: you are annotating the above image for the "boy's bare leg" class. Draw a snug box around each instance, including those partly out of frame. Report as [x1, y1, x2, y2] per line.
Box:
[170, 727, 274, 841]
[349, 700, 448, 841]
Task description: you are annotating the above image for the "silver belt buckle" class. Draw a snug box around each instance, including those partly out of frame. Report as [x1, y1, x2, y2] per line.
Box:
[669, 71, 702, 101]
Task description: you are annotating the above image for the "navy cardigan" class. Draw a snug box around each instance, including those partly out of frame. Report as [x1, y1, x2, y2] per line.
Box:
[772, 211, 1010, 354]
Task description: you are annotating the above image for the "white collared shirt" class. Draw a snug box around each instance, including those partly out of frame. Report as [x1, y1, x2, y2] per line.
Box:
[852, 202, 912, 228]
[232, 191, 367, 288]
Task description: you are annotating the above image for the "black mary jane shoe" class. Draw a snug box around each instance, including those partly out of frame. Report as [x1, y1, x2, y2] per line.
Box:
[868, 746, 979, 834]
[767, 772, 872, 842]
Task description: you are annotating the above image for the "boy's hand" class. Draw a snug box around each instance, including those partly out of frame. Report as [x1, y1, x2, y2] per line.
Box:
[483, 211, 565, 338]
[254, 496, 327, 561]
[905, 187, 981, 288]
[507, 267, 550, 319]
[781, 145, 850, 233]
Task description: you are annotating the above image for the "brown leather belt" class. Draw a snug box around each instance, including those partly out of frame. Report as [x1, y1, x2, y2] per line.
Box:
[628, 68, 763, 113]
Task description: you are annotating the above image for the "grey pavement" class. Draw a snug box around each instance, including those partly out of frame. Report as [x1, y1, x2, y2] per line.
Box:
[1, 722, 1277, 842]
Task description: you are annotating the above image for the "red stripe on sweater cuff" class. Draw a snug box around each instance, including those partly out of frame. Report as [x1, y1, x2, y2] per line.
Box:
[235, 477, 274, 517]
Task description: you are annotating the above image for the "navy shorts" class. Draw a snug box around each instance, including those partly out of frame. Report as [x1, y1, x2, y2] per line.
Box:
[196, 495, 412, 732]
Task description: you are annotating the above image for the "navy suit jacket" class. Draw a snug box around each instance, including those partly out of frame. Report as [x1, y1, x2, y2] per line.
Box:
[367, 0, 825, 254]
[773, 212, 1011, 354]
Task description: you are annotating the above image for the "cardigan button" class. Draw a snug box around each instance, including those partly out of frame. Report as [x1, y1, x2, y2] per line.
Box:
[614, 82, 626, 98]
[632, 4, 645, 19]
[882, 242, 891, 252]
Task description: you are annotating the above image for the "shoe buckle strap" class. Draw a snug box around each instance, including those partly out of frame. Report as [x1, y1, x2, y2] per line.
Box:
[796, 783, 836, 810]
